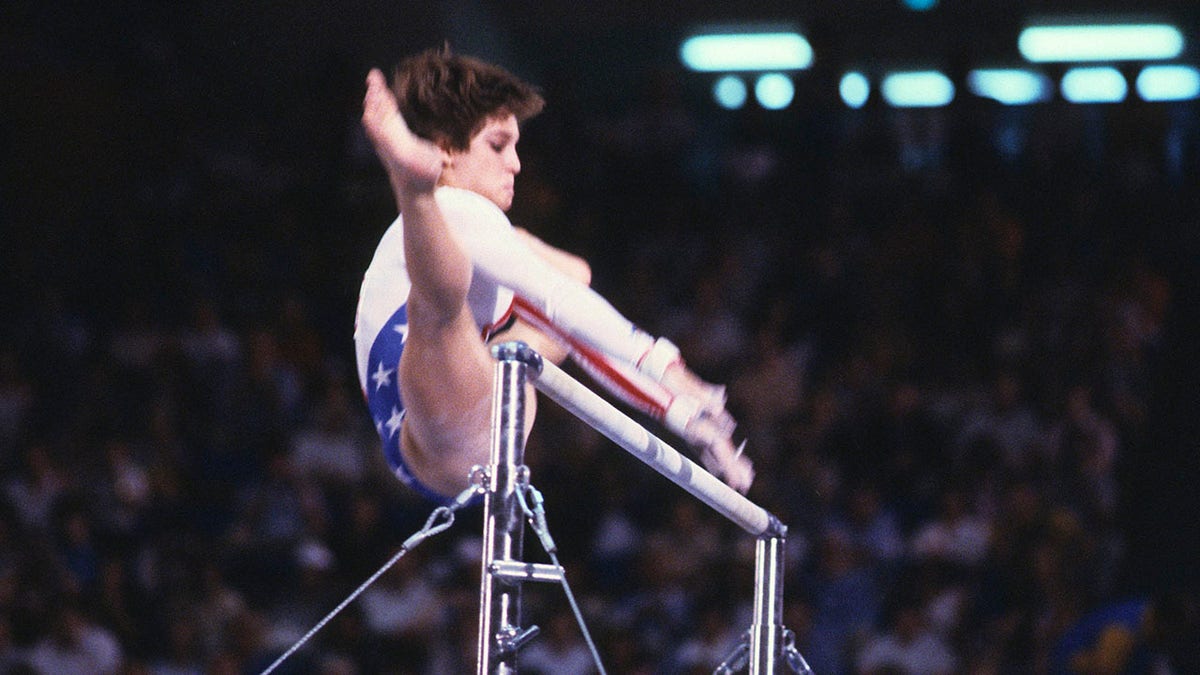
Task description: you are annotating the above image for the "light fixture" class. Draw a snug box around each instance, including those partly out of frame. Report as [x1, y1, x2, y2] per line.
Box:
[713, 75, 748, 109]
[903, 0, 939, 10]
[881, 70, 955, 107]
[755, 73, 795, 109]
[1061, 67, 1128, 103]
[840, 71, 871, 108]
[968, 69, 1052, 105]
[1019, 23, 1184, 63]
[680, 32, 813, 72]
[1136, 65, 1200, 101]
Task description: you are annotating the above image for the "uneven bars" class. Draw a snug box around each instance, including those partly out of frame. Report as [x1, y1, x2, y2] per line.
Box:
[497, 342, 786, 539]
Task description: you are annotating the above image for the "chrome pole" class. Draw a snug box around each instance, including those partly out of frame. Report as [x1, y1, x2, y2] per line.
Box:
[749, 535, 787, 675]
[476, 343, 532, 674]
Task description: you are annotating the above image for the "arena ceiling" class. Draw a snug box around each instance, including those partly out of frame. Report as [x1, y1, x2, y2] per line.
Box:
[10, 1, 1198, 92]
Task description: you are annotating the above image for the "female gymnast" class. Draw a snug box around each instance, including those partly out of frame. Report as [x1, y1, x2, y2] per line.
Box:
[354, 48, 753, 501]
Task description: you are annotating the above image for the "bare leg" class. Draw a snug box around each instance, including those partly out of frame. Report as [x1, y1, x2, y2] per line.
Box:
[362, 69, 514, 495]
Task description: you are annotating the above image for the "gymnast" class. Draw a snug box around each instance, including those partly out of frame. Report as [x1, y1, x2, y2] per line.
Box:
[354, 47, 753, 502]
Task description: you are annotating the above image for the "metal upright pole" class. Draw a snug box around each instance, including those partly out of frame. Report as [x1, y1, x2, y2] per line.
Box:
[477, 343, 532, 674]
[749, 534, 787, 675]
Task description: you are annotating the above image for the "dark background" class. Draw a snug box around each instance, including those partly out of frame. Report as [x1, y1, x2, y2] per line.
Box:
[3, 1, 1199, 673]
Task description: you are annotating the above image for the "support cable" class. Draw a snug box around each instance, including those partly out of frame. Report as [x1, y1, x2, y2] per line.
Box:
[515, 482, 608, 675]
[261, 484, 481, 674]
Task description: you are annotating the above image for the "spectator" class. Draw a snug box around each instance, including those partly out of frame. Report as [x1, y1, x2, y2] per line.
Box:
[27, 603, 123, 675]
[954, 369, 1043, 474]
[909, 487, 992, 567]
[1041, 384, 1120, 523]
[290, 375, 371, 485]
[519, 611, 596, 675]
[855, 602, 957, 675]
[4, 444, 69, 534]
[802, 527, 882, 674]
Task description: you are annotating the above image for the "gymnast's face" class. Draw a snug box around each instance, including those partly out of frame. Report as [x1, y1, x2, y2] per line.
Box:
[442, 113, 522, 211]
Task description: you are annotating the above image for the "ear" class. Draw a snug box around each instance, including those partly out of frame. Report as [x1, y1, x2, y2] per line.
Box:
[436, 148, 455, 186]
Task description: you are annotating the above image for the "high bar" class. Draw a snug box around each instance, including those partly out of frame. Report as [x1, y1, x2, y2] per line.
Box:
[493, 342, 787, 539]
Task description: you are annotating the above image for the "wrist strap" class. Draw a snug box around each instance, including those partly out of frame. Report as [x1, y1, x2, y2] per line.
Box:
[663, 395, 701, 442]
[637, 337, 681, 383]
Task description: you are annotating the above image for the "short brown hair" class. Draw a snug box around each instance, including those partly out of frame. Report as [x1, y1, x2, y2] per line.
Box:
[392, 47, 544, 152]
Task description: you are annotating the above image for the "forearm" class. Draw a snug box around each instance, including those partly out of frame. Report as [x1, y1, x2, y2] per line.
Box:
[502, 267, 660, 368]
[440, 195, 701, 400]
[458, 210, 748, 490]
[454, 222, 657, 366]
[514, 228, 591, 286]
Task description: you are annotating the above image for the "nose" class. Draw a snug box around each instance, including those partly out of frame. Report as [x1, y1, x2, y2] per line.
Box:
[507, 148, 521, 175]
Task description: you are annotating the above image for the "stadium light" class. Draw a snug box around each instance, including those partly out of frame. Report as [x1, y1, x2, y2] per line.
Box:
[713, 75, 748, 109]
[903, 0, 939, 11]
[755, 73, 795, 109]
[968, 69, 1052, 105]
[840, 71, 871, 108]
[680, 32, 813, 72]
[1136, 65, 1200, 101]
[1061, 67, 1128, 103]
[881, 70, 955, 107]
[1019, 23, 1184, 63]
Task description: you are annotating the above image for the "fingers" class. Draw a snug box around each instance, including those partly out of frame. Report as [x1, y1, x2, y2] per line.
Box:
[699, 437, 755, 494]
[684, 411, 753, 493]
[724, 456, 755, 494]
[662, 362, 729, 421]
[721, 447, 754, 494]
[706, 407, 736, 438]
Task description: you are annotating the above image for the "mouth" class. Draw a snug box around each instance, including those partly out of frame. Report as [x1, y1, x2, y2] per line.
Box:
[498, 185, 515, 210]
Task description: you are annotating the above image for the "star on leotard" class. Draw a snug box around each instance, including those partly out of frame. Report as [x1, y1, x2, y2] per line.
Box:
[370, 361, 394, 391]
[393, 321, 409, 341]
[384, 405, 404, 437]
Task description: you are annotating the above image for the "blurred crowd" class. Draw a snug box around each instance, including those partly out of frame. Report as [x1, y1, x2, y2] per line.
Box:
[4, 23, 1200, 674]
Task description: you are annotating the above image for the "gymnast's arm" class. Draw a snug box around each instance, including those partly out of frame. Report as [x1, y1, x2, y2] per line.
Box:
[441, 201, 752, 491]
[514, 228, 592, 289]
[442, 197, 683, 383]
[493, 228, 592, 366]
[452, 209, 728, 416]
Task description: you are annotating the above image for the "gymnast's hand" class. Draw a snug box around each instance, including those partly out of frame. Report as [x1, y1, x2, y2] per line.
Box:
[687, 412, 754, 494]
[362, 68, 446, 194]
[659, 361, 752, 492]
[661, 361, 733, 425]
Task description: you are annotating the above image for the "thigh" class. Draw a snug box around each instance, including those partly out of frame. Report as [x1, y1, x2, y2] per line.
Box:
[397, 301, 498, 494]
